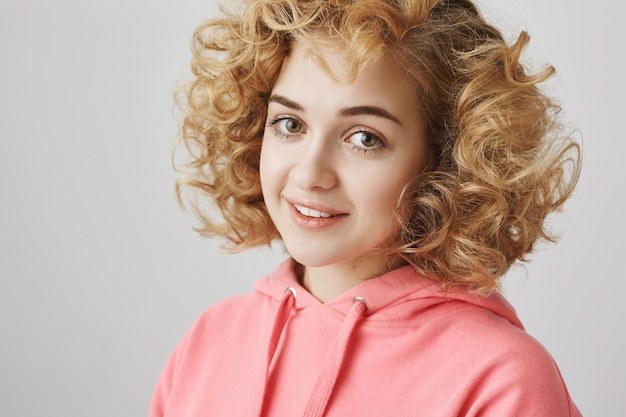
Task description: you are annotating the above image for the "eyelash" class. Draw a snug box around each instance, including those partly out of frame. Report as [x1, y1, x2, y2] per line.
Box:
[266, 116, 386, 155]
[266, 116, 304, 140]
[347, 130, 385, 155]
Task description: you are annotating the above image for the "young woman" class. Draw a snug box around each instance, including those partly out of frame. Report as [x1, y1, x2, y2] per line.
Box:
[150, 0, 582, 415]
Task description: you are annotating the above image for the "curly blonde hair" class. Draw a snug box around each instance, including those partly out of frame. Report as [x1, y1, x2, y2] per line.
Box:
[176, 0, 580, 294]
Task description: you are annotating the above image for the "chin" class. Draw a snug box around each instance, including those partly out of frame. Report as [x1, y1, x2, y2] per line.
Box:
[287, 252, 339, 268]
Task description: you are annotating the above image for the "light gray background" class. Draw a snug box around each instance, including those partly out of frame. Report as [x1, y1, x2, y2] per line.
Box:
[0, 0, 622, 416]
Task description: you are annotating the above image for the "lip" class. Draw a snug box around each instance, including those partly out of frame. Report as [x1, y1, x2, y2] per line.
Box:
[285, 197, 348, 229]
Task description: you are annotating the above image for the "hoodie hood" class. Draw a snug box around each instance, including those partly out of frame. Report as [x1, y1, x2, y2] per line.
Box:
[253, 258, 525, 417]
[255, 258, 524, 330]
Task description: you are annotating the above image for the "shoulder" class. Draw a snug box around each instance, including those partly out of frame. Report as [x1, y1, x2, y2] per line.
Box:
[149, 291, 275, 416]
[157, 291, 275, 381]
[168, 259, 296, 361]
[426, 298, 561, 380]
[181, 291, 274, 346]
[429, 301, 581, 416]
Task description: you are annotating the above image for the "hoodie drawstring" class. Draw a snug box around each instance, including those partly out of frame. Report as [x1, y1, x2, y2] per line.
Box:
[258, 287, 297, 417]
[258, 291, 368, 417]
[267, 287, 297, 366]
[302, 296, 368, 417]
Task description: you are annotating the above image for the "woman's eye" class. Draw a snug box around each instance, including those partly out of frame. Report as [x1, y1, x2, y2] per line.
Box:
[277, 118, 302, 134]
[266, 116, 305, 139]
[348, 131, 382, 149]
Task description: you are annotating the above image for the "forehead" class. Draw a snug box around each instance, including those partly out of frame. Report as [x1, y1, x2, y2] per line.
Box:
[285, 34, 390, 84]
[288, 36, 355, 82]
[272, 39, 418, 111]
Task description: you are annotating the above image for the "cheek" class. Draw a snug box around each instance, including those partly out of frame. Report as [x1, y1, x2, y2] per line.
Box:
[259, 139, 282, 198]
[346, 175, 401, 237]
[259, 138, 272, 181]
[355, 163, 413, 202]
[352, 162, 417, 227]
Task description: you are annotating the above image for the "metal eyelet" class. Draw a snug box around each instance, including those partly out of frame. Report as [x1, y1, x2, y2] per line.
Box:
[353, 296, 369, 309]
[284, 287, 297, 299]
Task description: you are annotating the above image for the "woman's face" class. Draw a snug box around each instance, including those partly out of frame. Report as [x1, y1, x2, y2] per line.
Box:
[260, 39, 429, 278]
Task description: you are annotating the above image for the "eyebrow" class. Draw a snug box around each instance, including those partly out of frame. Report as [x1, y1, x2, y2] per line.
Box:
[268, 95, 304, 111]
[268, 94, 402, 126]
[339, 105, 402, 126]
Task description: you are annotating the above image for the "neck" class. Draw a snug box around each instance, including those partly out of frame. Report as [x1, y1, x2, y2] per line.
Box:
[299, 255, 406, 302]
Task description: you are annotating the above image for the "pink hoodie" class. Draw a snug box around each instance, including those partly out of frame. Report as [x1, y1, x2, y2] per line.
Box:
[149, 259, 581, 416]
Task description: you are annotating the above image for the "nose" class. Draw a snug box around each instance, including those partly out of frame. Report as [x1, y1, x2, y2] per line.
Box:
[289, 138, 338, 190]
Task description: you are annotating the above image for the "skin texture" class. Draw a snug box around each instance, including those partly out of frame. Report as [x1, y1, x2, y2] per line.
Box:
[260, 39, 430, 302]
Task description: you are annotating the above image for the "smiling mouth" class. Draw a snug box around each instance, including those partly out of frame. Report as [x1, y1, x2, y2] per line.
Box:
[293, 204, 334, 218]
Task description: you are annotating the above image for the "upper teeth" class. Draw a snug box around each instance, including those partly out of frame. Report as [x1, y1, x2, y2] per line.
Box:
[294, 205, 332, 218]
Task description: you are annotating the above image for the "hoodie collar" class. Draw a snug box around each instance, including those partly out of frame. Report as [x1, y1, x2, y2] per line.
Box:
[255, 258, 524, 417]
[254, 258, 523, 329]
